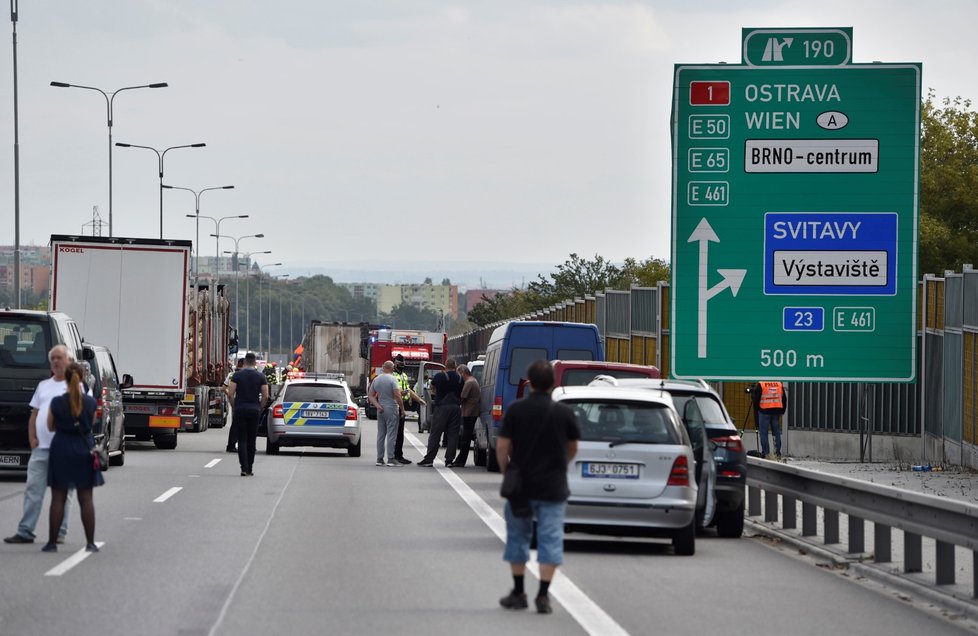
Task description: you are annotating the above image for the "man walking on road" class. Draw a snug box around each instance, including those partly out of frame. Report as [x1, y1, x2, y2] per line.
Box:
[369, 361, 404, 467]
[450, 363, 481, 468]
[227, 353, 269, 477]
[497, 360, 579, 615]
[224, 358, 244, 453]
[4, 345, 72, 545]
[419, 359, 463, 467]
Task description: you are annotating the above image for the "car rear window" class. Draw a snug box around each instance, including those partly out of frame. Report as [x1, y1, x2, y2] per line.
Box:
[283, 384, 347, 404]
[509, 348, 547, 385]
[669, 393, 730, 426]
[563, 399, 682, 445]
[0, 319, 51, 369]
[469, 364, 484, 384]
[560, 368, 654, 386]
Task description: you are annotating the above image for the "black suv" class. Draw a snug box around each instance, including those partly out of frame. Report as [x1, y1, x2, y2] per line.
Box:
[0, 309, 84, 470]
[82, 343, 132, 468]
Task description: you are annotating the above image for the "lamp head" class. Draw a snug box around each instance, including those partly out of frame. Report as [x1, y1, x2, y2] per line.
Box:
[148, 83, 168, 89]
[50, 81, 70, 88]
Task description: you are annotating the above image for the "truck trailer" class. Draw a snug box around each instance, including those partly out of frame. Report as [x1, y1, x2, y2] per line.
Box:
[49, 235, 191, 450]
[301, 321, 368, 394]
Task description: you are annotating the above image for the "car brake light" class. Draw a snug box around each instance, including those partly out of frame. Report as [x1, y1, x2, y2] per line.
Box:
[714, 435, 744, 453]
[159, 406, 175, 416]
[346, 406, 358, 420]
[272, 404, 284, 418]
[667, 455, 690, 487]
[95, 398, 103, 420]
[178, 406, 194, 416]
[492, 396, 503, 421]
[720, 470, 742, 478]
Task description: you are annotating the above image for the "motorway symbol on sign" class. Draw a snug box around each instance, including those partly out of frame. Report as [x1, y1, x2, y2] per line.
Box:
[670, 28, 919, 382]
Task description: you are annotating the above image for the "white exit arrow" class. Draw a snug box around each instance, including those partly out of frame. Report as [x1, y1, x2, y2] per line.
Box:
[688, 218, 747, 358]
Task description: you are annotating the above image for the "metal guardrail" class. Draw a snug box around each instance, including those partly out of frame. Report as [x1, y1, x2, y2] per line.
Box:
[745, 457, 978, 599]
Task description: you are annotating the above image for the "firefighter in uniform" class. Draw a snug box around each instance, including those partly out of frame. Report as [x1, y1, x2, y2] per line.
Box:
[750, 381, 787, 458]
[392, 354, 425, 464]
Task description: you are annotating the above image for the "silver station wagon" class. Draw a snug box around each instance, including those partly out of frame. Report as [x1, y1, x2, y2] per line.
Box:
[554, 386, 699, 555]
[266, 375, 362, 457]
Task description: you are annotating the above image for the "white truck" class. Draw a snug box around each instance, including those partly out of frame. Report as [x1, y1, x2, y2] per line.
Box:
[301, 321, 368, 394]
[49, 235, 191, 449]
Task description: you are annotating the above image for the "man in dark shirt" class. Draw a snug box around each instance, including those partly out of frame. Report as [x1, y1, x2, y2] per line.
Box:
[227, 352, 269, 476]
[496, 359, 579, 615]
[418, 359, 463, 467]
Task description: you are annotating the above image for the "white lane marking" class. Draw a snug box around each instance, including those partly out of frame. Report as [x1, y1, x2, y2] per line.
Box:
[208, 458, 301, 636]
[44, 542, 106, 577]
[153, 487, 183, 503]
[405, 432, 628, 636]
[204, 458, 222, 469]
[124, 517, 142, 521]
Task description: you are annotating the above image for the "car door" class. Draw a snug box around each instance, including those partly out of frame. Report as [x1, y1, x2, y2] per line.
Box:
[99, 350, 126, 454]
[414, 361, 444, 431]
[680, 397, 717, 527]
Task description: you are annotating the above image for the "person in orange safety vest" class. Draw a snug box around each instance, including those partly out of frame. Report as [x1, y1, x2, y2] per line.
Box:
[749, 381, 787, 458]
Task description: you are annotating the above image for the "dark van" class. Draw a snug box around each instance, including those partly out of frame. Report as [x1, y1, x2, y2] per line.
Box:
[82, 343, 132, 468]
[475, 321, 603, 471]
[0, 310, 84, 470]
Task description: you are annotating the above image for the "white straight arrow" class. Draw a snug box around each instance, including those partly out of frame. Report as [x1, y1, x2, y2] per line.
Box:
[688, 218, 747, 358]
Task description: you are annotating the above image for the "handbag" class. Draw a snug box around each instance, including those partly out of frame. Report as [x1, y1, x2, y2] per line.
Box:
[91, 444, 109, 472]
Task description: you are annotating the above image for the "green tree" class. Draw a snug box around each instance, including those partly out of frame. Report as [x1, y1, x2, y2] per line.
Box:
[919, 93, 978, 274]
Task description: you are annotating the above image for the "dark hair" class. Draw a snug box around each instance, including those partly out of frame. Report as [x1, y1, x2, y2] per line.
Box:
[394, 354, 405, 362]
[64, 362, 87, 418]
[244, 352, 257, 365]
[446, 358, 457, 369]
[527, 360, 554, 391]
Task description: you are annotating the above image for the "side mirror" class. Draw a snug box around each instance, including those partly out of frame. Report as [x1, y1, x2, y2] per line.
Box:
[120, 373, 134, 389]
[82, 347, 95, 361]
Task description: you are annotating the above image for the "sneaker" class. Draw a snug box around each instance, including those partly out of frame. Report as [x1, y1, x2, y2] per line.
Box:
[226, 447, 237, 453]
[376, 459, 385, 466]
[499, 591, 528, 610]
[85, 543, 100, 553]
[41, 543, 57, 553]
[417, 460, 434, 467]
[534, 595, 553, 614]
[3, 534, 33, 544]
[241, 471, 248, 476]
[386, 460, 403, 467]
[395, 457, 412, 465]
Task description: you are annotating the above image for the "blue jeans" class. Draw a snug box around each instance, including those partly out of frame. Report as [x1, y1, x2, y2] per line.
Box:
[758, 412, 782, 456]
[17, 448, 69, 540]
[503, 499, 567, 566]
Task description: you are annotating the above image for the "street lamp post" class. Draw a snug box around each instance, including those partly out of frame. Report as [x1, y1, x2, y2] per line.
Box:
[226, 249, 270, 350]
[256, 262, 281, 356]
[212, 233, 264, 334]
[116, 142, 205, 238]
[164, 184, 234, 279]
[271, 274, 289, 360]
[187, 214, 248, 287]
[50, 80, 168, 237]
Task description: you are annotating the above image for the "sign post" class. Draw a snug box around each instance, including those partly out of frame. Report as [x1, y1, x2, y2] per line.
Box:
[670, 28, 920, 382]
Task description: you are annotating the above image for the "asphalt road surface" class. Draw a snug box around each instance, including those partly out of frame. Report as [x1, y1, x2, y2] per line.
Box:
[0, 419, 971, 636]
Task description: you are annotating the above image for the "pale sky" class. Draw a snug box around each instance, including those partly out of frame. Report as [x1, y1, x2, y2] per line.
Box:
[1, 1, 975, 275]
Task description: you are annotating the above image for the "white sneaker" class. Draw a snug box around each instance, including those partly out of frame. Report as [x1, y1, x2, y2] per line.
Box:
[386, 460, 403, 467]
[376, 459, 385, 466]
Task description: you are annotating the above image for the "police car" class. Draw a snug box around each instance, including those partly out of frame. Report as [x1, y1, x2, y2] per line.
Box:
[265, 373, 362, 457]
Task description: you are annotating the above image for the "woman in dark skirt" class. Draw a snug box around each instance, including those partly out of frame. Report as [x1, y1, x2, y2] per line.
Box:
[43, 362, 103, 552]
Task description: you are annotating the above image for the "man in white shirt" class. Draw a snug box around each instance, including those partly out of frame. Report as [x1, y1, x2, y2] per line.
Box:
[3, 345, 72, 544]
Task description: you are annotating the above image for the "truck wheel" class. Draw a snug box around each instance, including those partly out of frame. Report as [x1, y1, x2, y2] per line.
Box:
[266, 439, 280, 455]
[672, 519, 696, 556]
[153, 433, 178, 450]
[716, 503, 745, 538]
[348, 437, 362, 457]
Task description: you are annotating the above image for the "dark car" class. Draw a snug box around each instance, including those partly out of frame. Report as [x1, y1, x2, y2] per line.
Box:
[0, 310, 85, 470]
[82, 344, 132, 468]
[590, 377, 747, 538]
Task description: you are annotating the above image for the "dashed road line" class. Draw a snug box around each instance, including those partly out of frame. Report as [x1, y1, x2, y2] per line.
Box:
[204, 458, 222, 468]
[153, 487, 182, 503]
[405, 432, 629, 636]
[44, 542, 106, 577]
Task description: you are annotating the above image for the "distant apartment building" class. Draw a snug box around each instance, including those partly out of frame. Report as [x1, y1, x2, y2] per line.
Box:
[463, 289, 502, 314]
[339, 282, 380, 301]
[0, 245, 52, 296]
[376, 283, 459, 319]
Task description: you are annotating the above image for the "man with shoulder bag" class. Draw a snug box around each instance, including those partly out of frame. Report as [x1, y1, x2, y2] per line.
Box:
[496, 360, 579, 615]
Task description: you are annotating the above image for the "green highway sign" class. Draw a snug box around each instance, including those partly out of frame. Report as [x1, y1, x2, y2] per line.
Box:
[742, 28, 852, 67]
[670, 28, 920, 382]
